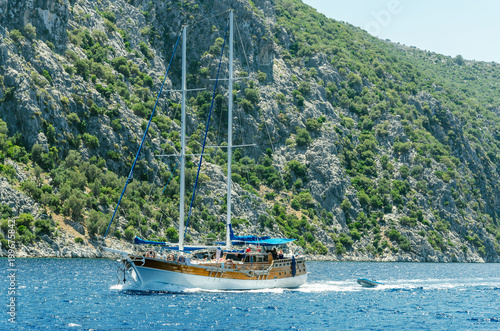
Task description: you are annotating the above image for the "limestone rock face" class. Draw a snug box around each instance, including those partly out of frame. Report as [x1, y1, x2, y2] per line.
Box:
[0, 0, 498, 263]
[0, 177, 38, 216]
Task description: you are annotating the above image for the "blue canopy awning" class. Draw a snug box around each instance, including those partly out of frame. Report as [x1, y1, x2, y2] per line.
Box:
[226, 225, 296, 246]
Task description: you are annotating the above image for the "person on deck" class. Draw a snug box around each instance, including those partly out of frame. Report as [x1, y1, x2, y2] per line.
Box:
[278, 250, 284, 259]
[271, 248, 278, 259]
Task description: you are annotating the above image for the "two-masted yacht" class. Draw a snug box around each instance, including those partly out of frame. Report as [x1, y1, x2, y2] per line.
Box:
[103, 11, 307, 290]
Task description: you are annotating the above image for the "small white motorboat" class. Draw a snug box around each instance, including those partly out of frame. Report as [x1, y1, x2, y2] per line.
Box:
[357, 278, 384, 288]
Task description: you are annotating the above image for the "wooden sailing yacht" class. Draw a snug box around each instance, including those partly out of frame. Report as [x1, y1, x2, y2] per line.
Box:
[103, 11, 307, 290]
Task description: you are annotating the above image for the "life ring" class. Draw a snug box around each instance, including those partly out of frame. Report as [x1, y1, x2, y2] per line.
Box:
[167, 254, 174, 261]
[146, 250, 155, 258]
[178, 256, 185, 263]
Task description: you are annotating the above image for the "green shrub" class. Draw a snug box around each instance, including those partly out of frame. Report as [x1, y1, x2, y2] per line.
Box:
[399, 165, 409, 179]
[245, 88, 259, 104]
[9, 29, 24, 43]
[0, 219, 9, 234]
[239, 99, 254, 112]
[82, 133, 99, 148]
[314, 240, 328, 255]
[291, 191, 314, 210]
[296, 129, 312, 146]
[341, 199, 351, 213]
[400, 216, 417, 227]
[24, 24, 36, 39]
[107, 150, 121, 161]
[257, 71, 267, 82]
[166, 227, 179, 243]
[338, 233, 353, 248]
[386, 228, 412, 251]
[208, 37, 224, 55]
[74, 59, 90, 79]
[21, 181, 42, 201]
[17, 213, 34, 228]
[111, 119, 122, 131]
[350, 229, 361, 240]
[66, 112, 81, 127]
[20, 229, 35, 244]
[287, 160, 307, 177]
[86, 210, 108, 236]
[101, 11, 116, 23]
[305, 118, 322, 132]
[42, 70, 53, 84]
[298, 81, 310, 95]
[335, 242, 346, 254]
[296, 94, 305, 106]
[34, 219, 53, 237]
[0, 205, 13, 219]
[63, 192, 86, 221]
[143, 75, 153, 87]
[428, 231, 447, 251]
[139, 42, 154, 58]
[386, 229, 401, 241]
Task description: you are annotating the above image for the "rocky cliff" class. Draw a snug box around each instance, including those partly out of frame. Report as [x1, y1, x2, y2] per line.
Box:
[1, 0, 499, 262]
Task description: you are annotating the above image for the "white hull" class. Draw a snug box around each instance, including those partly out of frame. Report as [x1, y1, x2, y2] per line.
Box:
[129, 263, 307, 290]
[357, 278, 383, 287]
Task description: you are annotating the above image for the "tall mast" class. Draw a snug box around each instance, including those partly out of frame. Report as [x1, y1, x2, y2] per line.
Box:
[226, 10, 234, 249]
[179, 25, 187, 251]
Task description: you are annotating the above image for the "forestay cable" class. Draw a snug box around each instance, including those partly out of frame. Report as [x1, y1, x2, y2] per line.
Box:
[103, 31, 182, 238]
[184, 21, 229, 234]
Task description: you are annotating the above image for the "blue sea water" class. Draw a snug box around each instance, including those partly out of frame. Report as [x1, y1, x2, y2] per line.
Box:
[1, 258, 500, 330]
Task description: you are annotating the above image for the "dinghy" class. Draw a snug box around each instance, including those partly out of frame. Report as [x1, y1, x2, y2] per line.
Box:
[357, 278, 384, 288]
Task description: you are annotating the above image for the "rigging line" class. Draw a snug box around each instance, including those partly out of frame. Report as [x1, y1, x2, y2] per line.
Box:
[141, 167, 161, 221]
[263, 116, 288, 198]
[186, 9, 230, 29]
[185, 21, 230, 235]
[116, 99, 176, 227]
[103, 30, 183, 239]
[232, 86, 251, 184]
[162, 157, 181, 195]
[234, 15, 251, 76]
[137, 99, 182, 219]
[138, 111, 182, 218]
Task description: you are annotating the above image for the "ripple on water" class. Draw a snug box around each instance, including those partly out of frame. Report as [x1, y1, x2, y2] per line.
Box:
[4, 259, 500, 330]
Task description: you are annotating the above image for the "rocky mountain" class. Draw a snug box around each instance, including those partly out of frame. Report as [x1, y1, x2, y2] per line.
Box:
[1, 0, 500, 262]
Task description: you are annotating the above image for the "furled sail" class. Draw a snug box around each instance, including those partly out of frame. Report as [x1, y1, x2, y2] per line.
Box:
[133, 236, 207, 251]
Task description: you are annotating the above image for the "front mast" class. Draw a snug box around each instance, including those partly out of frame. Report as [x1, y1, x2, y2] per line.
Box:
[179, 25, 187, 251]
[225, 10, 234, 249]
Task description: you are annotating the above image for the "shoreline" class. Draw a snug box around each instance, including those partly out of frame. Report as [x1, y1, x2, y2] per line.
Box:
[2, 235, 496, 263]
[1, 253, 496, 263]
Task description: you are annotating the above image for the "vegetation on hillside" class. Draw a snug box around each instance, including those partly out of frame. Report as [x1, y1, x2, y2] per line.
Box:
[0, 0, 499, 259]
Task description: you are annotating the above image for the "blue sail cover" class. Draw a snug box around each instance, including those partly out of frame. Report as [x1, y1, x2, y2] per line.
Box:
[227, 225, 295, 246]
[134, 236, 168, 246]
[133, 237, 206, 252]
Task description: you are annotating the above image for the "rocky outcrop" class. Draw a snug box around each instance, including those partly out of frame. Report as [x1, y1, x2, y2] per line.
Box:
[0, 0, 499, 263]
[14, 234, 145, 259]
[0, 177, 38, 216]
